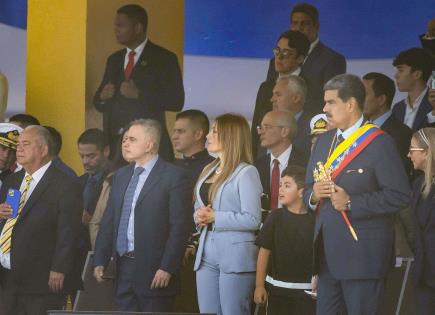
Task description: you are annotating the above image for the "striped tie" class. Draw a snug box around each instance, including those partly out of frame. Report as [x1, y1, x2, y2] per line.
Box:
[0, 175, 33, 254]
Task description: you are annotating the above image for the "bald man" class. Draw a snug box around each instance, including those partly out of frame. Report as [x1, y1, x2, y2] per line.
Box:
[255, 111, 308, 212]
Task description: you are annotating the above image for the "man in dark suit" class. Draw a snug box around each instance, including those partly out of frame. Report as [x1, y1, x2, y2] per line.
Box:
[304, 74, 410, 314]
[392, 48, 435, 131]
[251, 30, 310, 158]
[77, 129, 110, 225]
[362, 72, 413, 176]
[93, 119, 192, 312]
[171, 110, 213, 313]
[266, 3, 346, 114]
[0, 126, 82, 315]
[93, 4, 184, 162]
[172, 110, 214, 184]
[255, 111, 308, 212]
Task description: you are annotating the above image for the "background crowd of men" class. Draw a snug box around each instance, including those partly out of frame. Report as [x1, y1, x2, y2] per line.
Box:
[0, 2, 434, 315]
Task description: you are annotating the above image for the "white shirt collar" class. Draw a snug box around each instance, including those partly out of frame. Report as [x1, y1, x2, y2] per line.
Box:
[270, 144, 292, 168]
[126, 38, 148, 57]
[278, 66, 301, 79]
[337, 115, 364, 140]
[307, 37, 320, 56]
[404, 87, 428, 109]
[135, 154, 158, 174]
[25, 161, 52, 184]
[371, 110, 391, 127]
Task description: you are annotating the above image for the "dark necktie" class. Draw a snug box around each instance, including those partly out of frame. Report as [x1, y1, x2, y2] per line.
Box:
[116, 166, 144, 256]
[124, 50, 136, 81]
[336, 134, 345, 147]
[270, 159, 280, 209]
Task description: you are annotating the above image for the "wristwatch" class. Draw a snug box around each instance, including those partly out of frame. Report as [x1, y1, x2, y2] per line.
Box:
[346, 198, 351, 211]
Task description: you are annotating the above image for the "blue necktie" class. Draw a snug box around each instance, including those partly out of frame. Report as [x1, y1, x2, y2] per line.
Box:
[116, 166, 144, 256]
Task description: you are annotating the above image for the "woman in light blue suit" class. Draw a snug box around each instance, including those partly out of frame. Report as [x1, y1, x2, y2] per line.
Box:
[194, 113, 262, 315]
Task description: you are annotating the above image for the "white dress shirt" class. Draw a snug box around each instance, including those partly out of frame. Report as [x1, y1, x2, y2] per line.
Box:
[371, 110, 391, 127]
[403, 87, 428, 129]
[0, 161, 52, 269]
[270, 145, 292, 208]
[124, 38, 148, 70]
[126, 155, 158, 252]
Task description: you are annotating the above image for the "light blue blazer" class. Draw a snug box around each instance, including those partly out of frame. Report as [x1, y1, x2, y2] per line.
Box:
[193, 163, 262, 273]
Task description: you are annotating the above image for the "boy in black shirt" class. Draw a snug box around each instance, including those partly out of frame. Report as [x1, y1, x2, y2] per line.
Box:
[254, 165, 315, 314]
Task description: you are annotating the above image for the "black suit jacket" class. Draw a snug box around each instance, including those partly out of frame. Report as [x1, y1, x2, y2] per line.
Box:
[392, 91, 432, 132]
[254, 146, 308, 210]
[380, 115, 413, 177]
[266, 41, 346, 114]
[0, 164, 82, 294]
[94, 158, 193, 296]
[411, 175, 435, 287]
[94, 40, 185, 161]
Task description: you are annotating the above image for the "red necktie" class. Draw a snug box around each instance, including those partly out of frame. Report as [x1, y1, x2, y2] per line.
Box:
[124, 50, 136, 81]
[270, 159, 280, 209]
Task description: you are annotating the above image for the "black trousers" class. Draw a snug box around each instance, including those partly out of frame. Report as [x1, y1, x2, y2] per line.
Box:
[267, 293, 316, 315]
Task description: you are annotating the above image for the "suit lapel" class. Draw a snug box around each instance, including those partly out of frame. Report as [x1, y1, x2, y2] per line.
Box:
[412, 93, 431, 130]
[131, 41, 152, 79]
[114, 49, 126, 84]
[195, 162, 218, 207]
[17, 165, 56, 223]
[134, 157, 164, 207]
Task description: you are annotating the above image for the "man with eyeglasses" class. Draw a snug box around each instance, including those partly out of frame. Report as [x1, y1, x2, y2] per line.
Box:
[254, 111, 308, 214]
[251, 30, 310, 159]
[266, 3, 346, 114]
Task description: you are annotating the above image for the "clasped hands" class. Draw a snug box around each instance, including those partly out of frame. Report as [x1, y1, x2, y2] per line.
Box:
[194, 205, 215, 227]
[312, 180, 350, 212]
[100, 80, 139, 100]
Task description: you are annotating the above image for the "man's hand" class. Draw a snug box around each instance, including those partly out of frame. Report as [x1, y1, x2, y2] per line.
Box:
[429, 88, 435, 114]
[0, 203, 12, 219]
[183, 247, 196, 266]
[82, 211, 92, 225]
[100, 83, 115, 100]
[120, 80, 139, 99]
[150, 269, 171, 289]
[331, 185, 350, 212]
[48, 271, 64, 293]
[93, 265, 105, 283]
[254, 285, 268, 305]
[312, 181, 334, 203]
[310, 275, 318, 300]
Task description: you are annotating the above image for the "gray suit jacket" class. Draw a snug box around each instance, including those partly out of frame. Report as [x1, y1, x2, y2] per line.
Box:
[193, 163, 262, 273]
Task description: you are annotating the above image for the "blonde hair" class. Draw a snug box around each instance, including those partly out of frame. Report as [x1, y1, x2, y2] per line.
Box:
[413, 128, 435, 197]
[196, 113, 253, 203]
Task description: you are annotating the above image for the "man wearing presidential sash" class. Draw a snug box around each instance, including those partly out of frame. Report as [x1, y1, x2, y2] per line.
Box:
[304, 74, 411, 315]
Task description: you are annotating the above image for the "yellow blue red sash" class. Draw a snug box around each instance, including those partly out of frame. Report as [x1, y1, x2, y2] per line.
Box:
[326, 123, 384, 179]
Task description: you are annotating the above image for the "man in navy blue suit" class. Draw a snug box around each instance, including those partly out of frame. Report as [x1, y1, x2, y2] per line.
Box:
[93, 119, 192, 312]
[266, 3, 346, 115]
[392, 48, 435, 131]
[304, 74, 410, 315]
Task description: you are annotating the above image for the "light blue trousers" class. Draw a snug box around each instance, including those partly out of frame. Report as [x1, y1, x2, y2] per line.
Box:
[196, 233, 255, 315]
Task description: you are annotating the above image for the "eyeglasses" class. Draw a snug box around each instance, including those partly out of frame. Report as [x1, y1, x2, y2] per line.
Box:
[256, 124, 286, 132]
[409, 147, 425, 152]
[272, 47, 297, 58]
